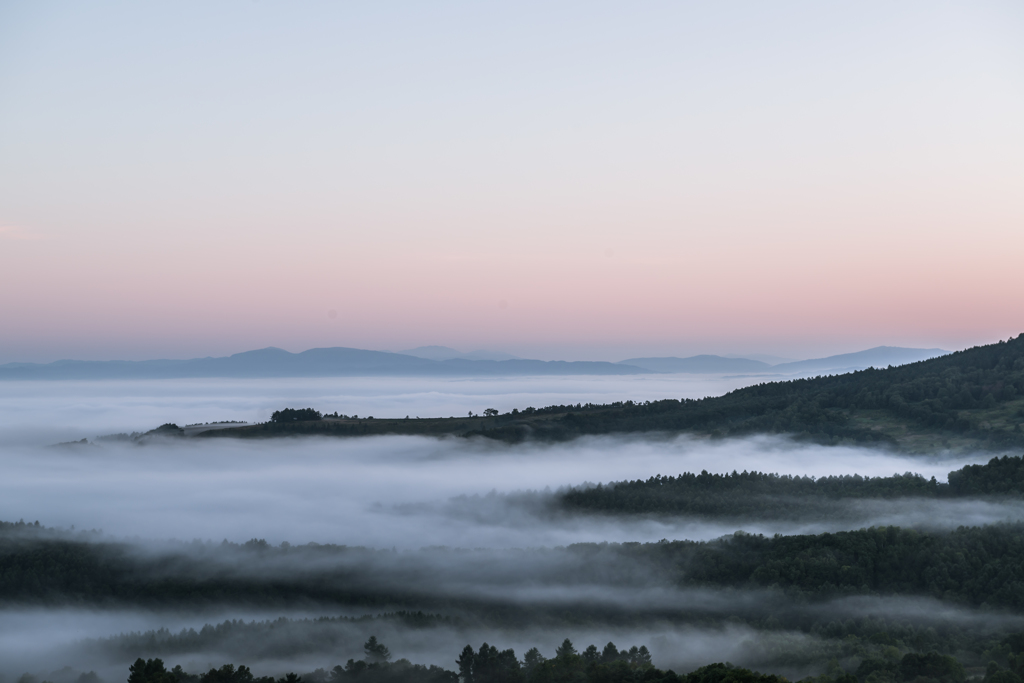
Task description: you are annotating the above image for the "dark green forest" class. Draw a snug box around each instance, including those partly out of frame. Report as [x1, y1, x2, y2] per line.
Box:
[558, 455, 1024, 517]
[100, 631, 1024, 683]
[270, 408, 323, 423]
[6, 519, 1024, 612]
[123, 645, 766, 683]
[96, 615, 1024, 682]
[13, 513, 1024, 683]
[197, 334, 1024, 451]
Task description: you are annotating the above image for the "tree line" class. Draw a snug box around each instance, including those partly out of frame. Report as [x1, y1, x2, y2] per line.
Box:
[559, 455, 1024, 516]
[33, 609, 1024, 683]
[80, 610, 1024, 680]
[111, 631, 1024, 683]
[121, 638, 774, 683]
[270, 408, 323, 423]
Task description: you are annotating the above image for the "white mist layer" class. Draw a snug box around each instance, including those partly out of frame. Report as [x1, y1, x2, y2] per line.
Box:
[4, 595, 1019, 681]
[0, 607, 808, 680]
[0, 375, 770, 446]
[0, 376, 1017, 681]
[0, 433, 999, 547]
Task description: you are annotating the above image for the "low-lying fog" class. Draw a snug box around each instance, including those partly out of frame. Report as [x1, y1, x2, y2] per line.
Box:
[0, 606, 821, 680]
[0, 434, 1003, 547]
[4, 595, 1019, 682]
[0, 375, 772, 447]
[0, 376, 1018, 681]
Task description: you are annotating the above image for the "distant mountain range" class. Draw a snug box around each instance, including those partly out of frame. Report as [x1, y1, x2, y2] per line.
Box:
[0, 347, 644, 380]
[0, 345, 949, 381]
[195, 336, 1020, 452]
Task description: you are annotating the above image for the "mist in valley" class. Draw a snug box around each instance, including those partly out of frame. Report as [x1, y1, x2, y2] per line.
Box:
[1, 378, 1021, 681]
[0, 605, 833, 681]
[0, 432, 1001, 547]
[4, 0, 1020, 678]
[4, 590, 1020, 682]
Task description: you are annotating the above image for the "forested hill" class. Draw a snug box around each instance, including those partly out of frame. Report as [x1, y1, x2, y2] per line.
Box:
[203, 335, 1024, 450]
[559, 455, 1024, 517]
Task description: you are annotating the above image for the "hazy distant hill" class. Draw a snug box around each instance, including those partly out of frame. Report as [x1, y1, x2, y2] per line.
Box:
[770, 346, 948, 374]
[399, 345, 520, 362]
[206, 335, 1024, 452]
[0, 344, 952, 381]
[0, 347, 644, 380]
[617, 355, 772, 374]
[618, 347, 947, 375]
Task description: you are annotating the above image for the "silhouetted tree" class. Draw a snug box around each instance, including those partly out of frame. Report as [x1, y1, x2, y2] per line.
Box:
[364, 636, 391, 663]
[555, 639, 577, 659]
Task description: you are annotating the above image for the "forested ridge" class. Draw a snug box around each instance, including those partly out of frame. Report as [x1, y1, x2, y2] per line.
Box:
[559, 455, 1024, 516]
[6, 520, 1024, 611]
[198, 335, 1024, 450]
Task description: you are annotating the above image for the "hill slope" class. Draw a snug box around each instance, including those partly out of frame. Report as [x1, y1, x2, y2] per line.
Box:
[203, 335, 1024, 451]
[770, 346, 948, 374]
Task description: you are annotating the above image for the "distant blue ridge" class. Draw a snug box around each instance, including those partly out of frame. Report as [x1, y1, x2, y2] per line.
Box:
[0, 345, 949, 380]
[0, 347, 649, 380]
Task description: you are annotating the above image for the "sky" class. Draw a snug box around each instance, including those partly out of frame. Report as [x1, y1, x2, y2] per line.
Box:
[1, 1, 1022, 363]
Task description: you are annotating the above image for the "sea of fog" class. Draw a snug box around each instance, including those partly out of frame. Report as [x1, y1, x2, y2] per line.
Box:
[0, 375, 1009, 546]
[0, 375, 1018, 680]
[0, 434, 1008, 548]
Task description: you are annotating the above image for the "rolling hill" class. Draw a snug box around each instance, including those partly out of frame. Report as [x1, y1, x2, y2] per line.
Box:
[200, 335, 1024, 452]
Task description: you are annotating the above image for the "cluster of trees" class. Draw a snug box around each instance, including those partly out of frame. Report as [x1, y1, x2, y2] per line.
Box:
[41, 610, 1024, 683]
[202, 334, 1024, 448]
[121, 637, 777, 683]
[327, 658, 454, 683]
[456, 638, 654, 683]
[560, 455, 1024, 516]
[265, 409, 372, 425]
[947, 456, 1024, 495]
[270, 408, 322, 423]
[94, 613, 454, 660]
[85, 610, 1024, 679]
[116, 634, 1017, 683]
[0, 518, 43, 532]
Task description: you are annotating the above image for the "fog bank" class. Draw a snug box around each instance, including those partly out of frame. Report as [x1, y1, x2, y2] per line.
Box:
[0, 608, 813, 681]
[0, 375, 772, 447]
[0, 434, 1000, 547]
[3, 592, 1018, 682]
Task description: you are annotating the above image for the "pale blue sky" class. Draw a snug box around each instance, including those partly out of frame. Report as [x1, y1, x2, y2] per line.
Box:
[1, 2, 1022, 362]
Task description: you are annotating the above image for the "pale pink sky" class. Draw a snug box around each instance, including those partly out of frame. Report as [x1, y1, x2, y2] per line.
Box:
[1, 2, 1022, 362]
